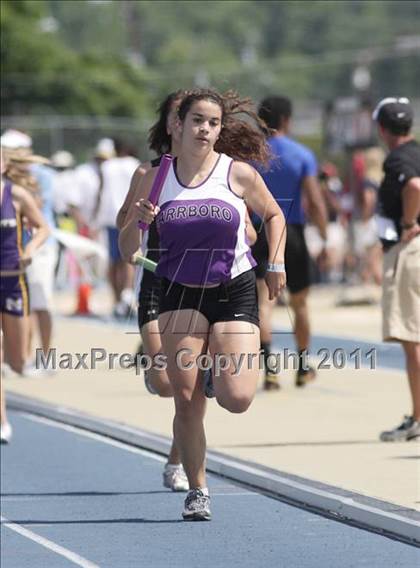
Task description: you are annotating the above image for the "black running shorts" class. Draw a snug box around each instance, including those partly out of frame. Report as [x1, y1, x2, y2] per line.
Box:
[159, 269, 259, 327]
[251, 223, 311, 294]
[137, 275, 162, 329]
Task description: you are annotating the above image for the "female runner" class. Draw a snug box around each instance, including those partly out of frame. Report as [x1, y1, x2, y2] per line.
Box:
[118, 91, 258, 491]
[119, 89, 284, 520]
[117, 91, 190, 491]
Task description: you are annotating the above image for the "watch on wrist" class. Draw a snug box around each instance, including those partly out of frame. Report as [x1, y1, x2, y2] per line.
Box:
[266, 262, 286, 273]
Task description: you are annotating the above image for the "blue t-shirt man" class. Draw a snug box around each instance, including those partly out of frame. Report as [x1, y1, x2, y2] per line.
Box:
[254, 95, 328, 392]
[259, 135, 318, 225]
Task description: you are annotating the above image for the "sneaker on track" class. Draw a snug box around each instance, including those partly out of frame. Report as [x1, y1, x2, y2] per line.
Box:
[380, 416, 420, 442]
[295, 366, 317, 387]
[263, 373, 280, 391]
[182, 489, 211, 521]
[0, 421, 12, 444]
[163, 464, 189, 492]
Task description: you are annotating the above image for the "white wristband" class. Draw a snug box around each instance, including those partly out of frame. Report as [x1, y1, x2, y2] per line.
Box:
[267, 262, 285, 273]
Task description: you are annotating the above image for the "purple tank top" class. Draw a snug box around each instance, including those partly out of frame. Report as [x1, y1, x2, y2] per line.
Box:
[155, 154, 256, 286]
[0, 180, 21, 271]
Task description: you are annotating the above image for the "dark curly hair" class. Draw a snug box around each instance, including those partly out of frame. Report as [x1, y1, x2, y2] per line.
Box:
[178, 89, 273, 165]
[148, 90, 190, 155]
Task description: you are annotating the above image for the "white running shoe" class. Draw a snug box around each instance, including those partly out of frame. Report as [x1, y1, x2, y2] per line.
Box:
[163, 464, 189, 492]
[21, 364, 57, 378]
[182, 489, 211, 521]
[0, 421, 12, 444]
[1, 363, 13, 378]
[380, 416, 420, 442]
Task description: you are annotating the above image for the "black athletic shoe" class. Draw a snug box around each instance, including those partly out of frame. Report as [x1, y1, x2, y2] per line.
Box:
[263, 373, 280, 391]
[295, 366, 317, 387]
[380, 416, 420, 442]
[182, 489, 211, 521]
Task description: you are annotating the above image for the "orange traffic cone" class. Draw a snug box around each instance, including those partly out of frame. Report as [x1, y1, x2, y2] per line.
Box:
[75, 282, 92, 315]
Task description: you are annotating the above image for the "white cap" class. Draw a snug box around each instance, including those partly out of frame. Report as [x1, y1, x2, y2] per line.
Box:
[51, 150, 75, 169]
[0, 129, 33, 149]
[95, 138, 115, 159]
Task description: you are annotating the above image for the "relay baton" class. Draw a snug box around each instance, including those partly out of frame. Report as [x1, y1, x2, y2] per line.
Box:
[0, 268, 26, 277]
[137, 153, 173, 231]
[132, 252, 157, 273]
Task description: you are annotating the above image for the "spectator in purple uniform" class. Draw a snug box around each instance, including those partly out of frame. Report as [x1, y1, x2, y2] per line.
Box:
[1, 147, 49, 442]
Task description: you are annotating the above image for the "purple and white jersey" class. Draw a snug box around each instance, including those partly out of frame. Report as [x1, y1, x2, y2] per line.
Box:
[155, 153, 256, 286]
[1, 180, 21, 272]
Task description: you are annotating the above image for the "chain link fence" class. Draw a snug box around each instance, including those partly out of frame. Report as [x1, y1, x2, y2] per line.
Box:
[0, 115, 151, 162]
[1, 101, 326, 161]
[2, 98, 419, 162]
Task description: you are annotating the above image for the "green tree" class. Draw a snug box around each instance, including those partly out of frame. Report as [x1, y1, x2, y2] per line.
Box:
[1, 0, 152, 117]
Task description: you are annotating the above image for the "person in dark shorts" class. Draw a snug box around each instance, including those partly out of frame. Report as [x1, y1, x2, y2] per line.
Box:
[1, 147, 49, 442]
[120, 89, 286, 521]
[255, 95, 329, 390]
[117, 90, 190, 492]
[118, 91, 258, 492]
[371, 97, 420, 442]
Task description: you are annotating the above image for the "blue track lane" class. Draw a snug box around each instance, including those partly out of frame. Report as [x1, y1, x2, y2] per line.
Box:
[1, 411, 418, 568]
[271, 332, 405, 371]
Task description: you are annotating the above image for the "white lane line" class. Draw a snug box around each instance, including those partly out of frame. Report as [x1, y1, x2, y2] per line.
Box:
[18, 415, 261, 500]
[0, 515, 100, 568]
[1, 492, 259, 502]
[21, 413, 166, 463]
[211, 492, 259, 496]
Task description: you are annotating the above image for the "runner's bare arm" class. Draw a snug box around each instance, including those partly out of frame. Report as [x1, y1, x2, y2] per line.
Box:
[302, 175, 328, 240]
[401, 176, 420, 242]
[118, 168, 157, 262]
[116, 163, 150, 230]
[231, 161, 286, 299]
[231, 162, 285, 258]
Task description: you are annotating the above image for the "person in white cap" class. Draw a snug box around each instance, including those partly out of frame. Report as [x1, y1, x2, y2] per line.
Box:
[69, 139, 115, 236]
[1, 146, 50, 441]
[372, 97, 420, 442]
[1, 129, 58, 364]
[0, 129, 32, 150]
[50, 150, 76, 219]
[95, 139, 139, 317]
